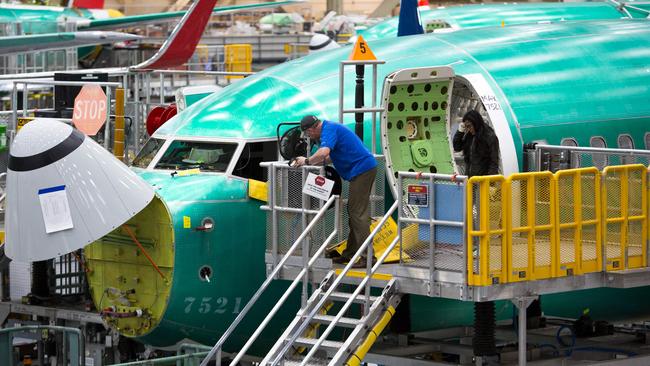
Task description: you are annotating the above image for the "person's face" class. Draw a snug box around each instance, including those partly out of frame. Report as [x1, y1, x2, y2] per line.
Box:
[465, 121, 476, 135]
[304, 122, 321, 139]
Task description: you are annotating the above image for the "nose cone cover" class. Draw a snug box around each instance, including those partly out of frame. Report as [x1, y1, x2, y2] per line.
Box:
[309, 33, 340, 53]
[6, 119, 155, 262]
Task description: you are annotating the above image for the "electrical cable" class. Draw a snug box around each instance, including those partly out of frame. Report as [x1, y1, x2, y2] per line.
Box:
[556, 324, 576, 349]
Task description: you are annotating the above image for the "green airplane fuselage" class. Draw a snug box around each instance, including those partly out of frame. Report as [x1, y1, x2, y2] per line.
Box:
[85, 19, 650, 351]
[360, 1, 650, 40]
[0, 4, 95, 34]
[0, 1, 299, 61]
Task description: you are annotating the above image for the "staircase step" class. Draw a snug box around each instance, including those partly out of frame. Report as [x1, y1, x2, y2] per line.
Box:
[277, 357, 329, 366]
[329, 291, 378, 304]
[294, 337, 345, 350]
[312, 314, 360, 328]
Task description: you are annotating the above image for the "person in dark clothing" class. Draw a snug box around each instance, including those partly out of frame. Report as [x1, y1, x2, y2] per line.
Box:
[452, 110, 500, 177]
[453, 110, 500, 362]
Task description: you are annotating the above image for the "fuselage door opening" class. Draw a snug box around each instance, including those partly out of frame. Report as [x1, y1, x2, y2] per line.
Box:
[380, 66, 455, 197]
[380, 67, 510, 198]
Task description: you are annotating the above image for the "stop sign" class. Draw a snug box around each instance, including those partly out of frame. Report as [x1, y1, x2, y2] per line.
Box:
[73, 84, 107, 136]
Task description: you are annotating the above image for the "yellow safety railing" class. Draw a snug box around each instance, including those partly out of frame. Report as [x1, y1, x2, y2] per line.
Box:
[283, 43, 309, 55]
[467, 175, 508, 286]
[602, 165, 647, 270]
[224, 44, 253, 80]
[555, 167, 601, 275]
[467, 164, 647, 286]
[506, 171, 556, 282]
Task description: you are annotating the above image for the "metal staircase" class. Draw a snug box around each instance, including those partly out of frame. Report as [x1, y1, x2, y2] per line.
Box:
[260, 200, 401, 366]
[261, 274, 401, 366]
[200, 199, 401, 366]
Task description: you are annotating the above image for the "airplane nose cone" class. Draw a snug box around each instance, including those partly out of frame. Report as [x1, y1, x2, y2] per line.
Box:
[6, 119, 155, 262]
[10, 118, 75, 158]
[309, 33, 340, 53]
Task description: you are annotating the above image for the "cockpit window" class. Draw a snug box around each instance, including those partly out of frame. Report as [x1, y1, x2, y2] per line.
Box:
[233, 141, 278, 181]
[154, 140, 238, 172]
[132, 138, 165, 168]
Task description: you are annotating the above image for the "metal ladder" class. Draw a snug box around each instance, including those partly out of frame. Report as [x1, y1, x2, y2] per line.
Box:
[260, 201, 402, 366]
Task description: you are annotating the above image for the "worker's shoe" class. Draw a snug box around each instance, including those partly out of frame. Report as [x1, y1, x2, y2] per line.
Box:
[325, 249, 340, 259]
[352, 256, 376, 269]
[332, 256, 350, 264]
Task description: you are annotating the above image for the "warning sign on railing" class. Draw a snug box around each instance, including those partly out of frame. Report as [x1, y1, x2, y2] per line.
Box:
[302, 173, 334, 201]
[407, 184, 428, 207]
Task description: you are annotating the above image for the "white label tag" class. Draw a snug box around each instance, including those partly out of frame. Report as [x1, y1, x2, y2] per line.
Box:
[38, 185, 74, 234]
[302, 173, 334, 201]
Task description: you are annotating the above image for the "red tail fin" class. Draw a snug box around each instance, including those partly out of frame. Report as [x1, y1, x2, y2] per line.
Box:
[132, 0, 218, 70]
[72, 0, 105, 9]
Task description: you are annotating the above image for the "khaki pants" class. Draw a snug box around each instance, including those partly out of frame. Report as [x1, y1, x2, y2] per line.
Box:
[342, 167, 377, 260]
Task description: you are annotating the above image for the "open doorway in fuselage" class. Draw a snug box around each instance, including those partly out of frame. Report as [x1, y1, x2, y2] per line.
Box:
[448, 76, 499, 176]
[381, 68, 502, 197]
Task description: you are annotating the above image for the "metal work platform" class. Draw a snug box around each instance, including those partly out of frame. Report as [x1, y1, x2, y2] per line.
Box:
[0, 302, 103, 325]
[266, 255, 650, 302]
[265, 160, 650, 302]
[249, 154, 650, 366]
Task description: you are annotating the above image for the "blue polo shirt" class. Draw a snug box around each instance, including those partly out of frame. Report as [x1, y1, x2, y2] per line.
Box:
[319, 120, 377, 181]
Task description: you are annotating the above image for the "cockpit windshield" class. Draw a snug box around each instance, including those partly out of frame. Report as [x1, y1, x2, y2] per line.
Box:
[132, 137, 165, 168]
[154, 140, 238, 172]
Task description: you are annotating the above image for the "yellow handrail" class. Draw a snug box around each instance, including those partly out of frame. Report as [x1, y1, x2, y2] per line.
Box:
[554, 167, 601, 275]
[467, 175, 507, 286]
[466, 164, 646, 286]
[602, 164, 647, 270]
[506, 171, 555, 282]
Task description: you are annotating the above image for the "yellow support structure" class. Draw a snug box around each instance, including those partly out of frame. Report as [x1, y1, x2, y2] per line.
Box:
[602, 164, 647, 270]
[506, 171, 555, 282]
[224, 44, 252, 80]
[345, 306, 396, 366]
[467, 175, 508, 286]
[554, 167, 602, 275]
[113, 88, 125, 161]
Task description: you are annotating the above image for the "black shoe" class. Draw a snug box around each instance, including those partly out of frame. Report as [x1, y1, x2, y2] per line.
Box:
[352, 257, 376, 269]
[332, 256, 350, 264]
[325, 250, 340, 259]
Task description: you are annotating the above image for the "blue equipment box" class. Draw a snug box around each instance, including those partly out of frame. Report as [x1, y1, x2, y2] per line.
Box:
[417, 183, 464, 245]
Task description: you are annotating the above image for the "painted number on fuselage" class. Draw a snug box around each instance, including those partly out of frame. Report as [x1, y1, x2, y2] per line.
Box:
[479, 94, 501, 111]
[199, 297, 212, 313]
[183, 296, 243, 315]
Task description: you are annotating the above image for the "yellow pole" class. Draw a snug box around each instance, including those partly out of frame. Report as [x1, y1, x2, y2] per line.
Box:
[113, 88, 125, 161]
[467, 180, 475, 285]
[345, 306, 396, 366]
[480, 181, 489, 285]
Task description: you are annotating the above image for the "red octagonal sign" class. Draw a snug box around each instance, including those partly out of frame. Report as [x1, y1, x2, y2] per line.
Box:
[73, 84, 107, 136]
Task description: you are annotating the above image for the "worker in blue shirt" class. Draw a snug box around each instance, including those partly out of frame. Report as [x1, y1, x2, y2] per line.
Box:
[293, 115, 377, 268]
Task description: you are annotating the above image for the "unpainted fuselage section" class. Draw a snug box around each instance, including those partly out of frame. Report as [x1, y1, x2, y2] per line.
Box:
[87, 20, 650, 347]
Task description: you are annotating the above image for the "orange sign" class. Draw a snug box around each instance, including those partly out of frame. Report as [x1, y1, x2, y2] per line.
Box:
[73, 84, 107, 136]
[349, 35, 377, 61]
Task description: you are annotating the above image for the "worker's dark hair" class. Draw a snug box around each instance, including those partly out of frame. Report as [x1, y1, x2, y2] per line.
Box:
[463, 110, 485, 130]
